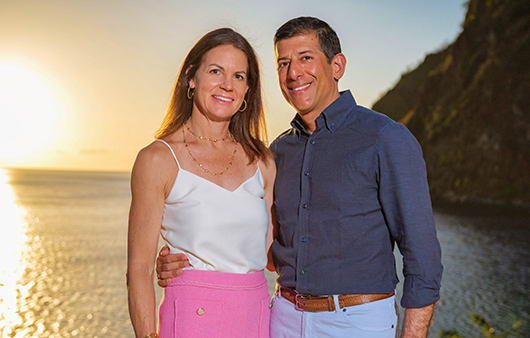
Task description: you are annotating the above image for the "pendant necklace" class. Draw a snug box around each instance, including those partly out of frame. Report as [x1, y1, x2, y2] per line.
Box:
[184, 122, 230, 142]
[182, 127, 237, 176]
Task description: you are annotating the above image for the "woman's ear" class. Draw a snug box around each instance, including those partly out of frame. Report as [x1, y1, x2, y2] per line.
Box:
[186, 66, 195, 88]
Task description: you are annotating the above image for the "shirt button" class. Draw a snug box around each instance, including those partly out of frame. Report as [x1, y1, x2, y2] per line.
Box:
[302, 204, 308, 209]
[310, 140, 316, 145]
[197, 308, 205, 315]
[299, 270, 305, 275]
[304, 171, 310, 176]
[301, 238, 306, 242]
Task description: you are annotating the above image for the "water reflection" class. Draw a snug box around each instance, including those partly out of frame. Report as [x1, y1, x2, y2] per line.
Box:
[0, 169, 29, 336]
[0, 169, 527, 337]
[0, 169, 136, 337]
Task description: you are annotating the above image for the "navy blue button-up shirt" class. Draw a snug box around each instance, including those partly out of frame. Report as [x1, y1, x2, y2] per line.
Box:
[270, 90, 442, 308]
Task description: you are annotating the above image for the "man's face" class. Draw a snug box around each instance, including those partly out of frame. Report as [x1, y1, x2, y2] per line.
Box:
[275, 33, 340, 119]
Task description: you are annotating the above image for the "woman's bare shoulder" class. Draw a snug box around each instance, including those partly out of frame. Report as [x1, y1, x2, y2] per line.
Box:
[259, 156, 276, 186]
[133, 140, 178, 181]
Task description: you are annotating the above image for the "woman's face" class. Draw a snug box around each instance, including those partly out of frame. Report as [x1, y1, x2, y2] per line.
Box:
[189, 44, 249, 122]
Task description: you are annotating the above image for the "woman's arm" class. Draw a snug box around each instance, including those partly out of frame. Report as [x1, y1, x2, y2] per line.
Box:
[127, 144, 174, 338]
[260, 158, 277, 272]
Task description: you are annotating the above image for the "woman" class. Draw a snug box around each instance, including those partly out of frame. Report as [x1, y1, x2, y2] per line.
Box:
[127, 28, 275, 338]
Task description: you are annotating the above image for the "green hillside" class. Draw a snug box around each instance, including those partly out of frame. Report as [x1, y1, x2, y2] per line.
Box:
[372, 0, 530, 204]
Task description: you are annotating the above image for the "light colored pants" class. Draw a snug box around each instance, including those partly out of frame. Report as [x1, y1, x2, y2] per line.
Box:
[269, 291, 398, 338]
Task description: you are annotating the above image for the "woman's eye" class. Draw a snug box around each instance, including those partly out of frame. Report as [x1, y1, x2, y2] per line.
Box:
[210, 69, 220, 74]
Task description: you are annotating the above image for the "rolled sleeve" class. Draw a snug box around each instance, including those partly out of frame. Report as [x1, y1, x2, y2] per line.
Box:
[375, 122, 443, 308]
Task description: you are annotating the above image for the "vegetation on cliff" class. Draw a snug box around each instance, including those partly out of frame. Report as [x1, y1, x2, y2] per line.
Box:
[372, 0, 530, 204]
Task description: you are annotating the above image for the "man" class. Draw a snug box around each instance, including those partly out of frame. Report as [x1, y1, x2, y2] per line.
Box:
[156, 17, 443, 338]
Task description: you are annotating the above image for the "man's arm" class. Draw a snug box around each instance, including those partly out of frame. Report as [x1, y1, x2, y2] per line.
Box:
[155, 245, 190, 287]
[375, 123, 443, 335]
[401, 303, 436, 338]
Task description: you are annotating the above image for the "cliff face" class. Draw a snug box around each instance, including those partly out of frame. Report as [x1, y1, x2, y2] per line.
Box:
[372, 0, 530, 204]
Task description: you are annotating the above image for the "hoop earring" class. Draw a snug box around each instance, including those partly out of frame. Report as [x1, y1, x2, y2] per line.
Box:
[238, 99, 247, 112]
[187, 87, 194, 99]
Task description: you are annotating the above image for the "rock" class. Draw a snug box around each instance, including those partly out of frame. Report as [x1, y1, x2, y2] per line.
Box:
[372, 0, 530, 204]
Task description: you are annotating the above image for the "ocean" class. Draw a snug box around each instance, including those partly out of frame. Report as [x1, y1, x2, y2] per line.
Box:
[0, 168, 528, 337]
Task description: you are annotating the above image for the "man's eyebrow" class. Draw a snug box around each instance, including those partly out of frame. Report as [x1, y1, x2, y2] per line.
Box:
[277, 50, 313, 62]
[297, 50, 312, 56]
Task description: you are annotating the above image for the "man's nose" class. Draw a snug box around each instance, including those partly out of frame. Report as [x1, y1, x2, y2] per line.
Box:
[288, 61, 303, 80]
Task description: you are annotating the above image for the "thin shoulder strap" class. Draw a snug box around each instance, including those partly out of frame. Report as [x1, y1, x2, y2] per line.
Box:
[155, 139, 181, 168]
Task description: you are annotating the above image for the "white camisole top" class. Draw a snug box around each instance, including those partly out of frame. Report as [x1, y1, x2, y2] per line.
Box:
[156, 139, 269, 273]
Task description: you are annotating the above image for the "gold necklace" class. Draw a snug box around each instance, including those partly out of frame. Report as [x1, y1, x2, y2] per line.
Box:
[182, 129, 237, 176]
[184, 122, 230, 142]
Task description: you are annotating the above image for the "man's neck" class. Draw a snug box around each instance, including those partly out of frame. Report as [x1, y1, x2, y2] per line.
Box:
[298, 91, 342, 134]
[300, 112, 320, 134]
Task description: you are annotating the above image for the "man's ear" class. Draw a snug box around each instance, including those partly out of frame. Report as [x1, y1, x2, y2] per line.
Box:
[332, 53, 346, 81]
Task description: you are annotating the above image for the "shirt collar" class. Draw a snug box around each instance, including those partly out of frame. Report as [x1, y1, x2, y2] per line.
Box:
[290, 90, 357, 136]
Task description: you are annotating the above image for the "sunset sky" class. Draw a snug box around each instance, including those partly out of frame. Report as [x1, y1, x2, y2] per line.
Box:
[0, 0, 466, 172]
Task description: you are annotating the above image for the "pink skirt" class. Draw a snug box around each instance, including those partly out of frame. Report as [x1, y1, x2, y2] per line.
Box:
[158, 269, 270, 338]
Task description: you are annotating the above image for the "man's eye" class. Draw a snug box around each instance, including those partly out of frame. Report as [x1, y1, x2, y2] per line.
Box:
[278, 62, 289, 69]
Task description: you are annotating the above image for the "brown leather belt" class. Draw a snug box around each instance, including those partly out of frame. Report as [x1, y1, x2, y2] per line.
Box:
[279, 287, 395, 312]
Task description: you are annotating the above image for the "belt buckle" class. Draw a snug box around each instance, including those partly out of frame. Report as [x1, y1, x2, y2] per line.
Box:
[294, 293, 309, 309]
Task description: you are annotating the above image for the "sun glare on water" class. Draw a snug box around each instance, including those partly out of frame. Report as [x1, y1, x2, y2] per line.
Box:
[0, 61, 62, 165]
[0, 170, 29, 336]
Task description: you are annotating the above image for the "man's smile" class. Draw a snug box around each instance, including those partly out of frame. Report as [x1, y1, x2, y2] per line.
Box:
[290, 83, 311, 92]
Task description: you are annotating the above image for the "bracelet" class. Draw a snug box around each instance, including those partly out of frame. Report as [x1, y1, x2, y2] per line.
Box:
[143, 334, 158, 338]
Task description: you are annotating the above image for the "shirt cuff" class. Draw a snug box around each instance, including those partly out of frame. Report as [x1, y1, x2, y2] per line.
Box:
[401, 274, 441, 308]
